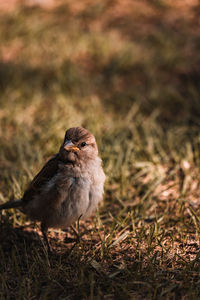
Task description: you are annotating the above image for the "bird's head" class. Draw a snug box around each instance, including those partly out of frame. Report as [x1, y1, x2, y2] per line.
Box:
[59, 127, 98, 164]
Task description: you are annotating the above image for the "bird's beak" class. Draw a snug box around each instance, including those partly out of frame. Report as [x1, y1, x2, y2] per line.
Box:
[63, 140, 80, 152]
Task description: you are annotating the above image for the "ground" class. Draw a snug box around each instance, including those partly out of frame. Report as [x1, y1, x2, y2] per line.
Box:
[0, 0, 200, 299]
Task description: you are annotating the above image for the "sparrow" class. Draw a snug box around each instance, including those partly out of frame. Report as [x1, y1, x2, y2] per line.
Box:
[0, 127, 106, 251]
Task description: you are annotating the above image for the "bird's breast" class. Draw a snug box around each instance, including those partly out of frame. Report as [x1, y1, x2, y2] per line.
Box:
[25, 159, 105, 229]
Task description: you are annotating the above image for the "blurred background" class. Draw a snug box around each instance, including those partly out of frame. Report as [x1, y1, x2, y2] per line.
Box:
[1, 1, 200, 298]
[0, 0, 200, 201]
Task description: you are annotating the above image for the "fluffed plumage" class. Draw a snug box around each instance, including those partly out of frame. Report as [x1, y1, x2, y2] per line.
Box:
[0, 127, 106, 251]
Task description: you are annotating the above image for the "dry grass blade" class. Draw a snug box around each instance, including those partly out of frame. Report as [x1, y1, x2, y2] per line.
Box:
[0, 0, 200, 299]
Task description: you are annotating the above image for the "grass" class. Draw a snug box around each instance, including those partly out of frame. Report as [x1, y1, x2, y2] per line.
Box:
[0, 0, 200, 299]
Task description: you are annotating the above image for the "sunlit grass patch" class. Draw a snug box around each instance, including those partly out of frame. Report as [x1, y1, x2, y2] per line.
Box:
[0, 1, 200, 299]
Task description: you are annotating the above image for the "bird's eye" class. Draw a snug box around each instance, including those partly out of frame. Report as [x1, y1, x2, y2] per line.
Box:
[81, 142, 86, 147]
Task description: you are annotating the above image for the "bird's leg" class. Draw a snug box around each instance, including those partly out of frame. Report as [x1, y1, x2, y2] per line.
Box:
[70, 214, 83, 241]
[64, 225, 80, 243]
[70, 225, 80, 241]
[64, 215, 85, 244]
[41, 223, 52, 253]
[64, 215, 82, 243]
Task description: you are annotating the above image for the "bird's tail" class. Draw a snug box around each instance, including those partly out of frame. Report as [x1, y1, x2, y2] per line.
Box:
[0, 199, 23, 211]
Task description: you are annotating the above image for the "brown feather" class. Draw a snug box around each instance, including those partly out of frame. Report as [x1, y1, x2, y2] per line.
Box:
[22, 154, 60, 203]
[0, 127, 105, 252]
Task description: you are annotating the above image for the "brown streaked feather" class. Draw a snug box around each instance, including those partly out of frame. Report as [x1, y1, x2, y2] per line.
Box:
[22, 154, 60, 203]
[65, 127, 93, 143]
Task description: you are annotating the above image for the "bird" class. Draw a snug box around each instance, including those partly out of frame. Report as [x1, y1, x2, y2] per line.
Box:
[0, 127, 106, 251]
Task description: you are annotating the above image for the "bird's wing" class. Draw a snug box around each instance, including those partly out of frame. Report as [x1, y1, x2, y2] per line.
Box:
[22, 154, 60, 203]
